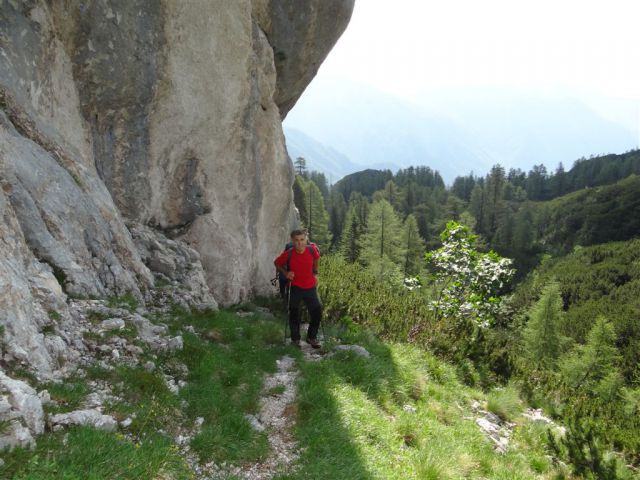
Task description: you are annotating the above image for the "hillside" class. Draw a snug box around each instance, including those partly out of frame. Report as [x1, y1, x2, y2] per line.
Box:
[0, 302, 573, 479]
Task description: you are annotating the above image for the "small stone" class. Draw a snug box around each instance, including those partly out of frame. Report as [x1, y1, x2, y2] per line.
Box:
[403, 404, 417, 414]
[38, 390, 51, 405]
[330, 345, 370, 358]
[111, 349, 120, 360]
[167, 336, 183, 351]
[50, 409, 117, 432]
[100, 318, 125, 331]
[143, 361, 156, 372]
[245, 413, 265, 432]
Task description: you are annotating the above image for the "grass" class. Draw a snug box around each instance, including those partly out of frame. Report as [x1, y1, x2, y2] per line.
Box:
[43, 379, 90, 414]
[2, 427, 192, 479]
[0, 301, 573, 479]
[487, 385, 525, 421]
[276, 322, 561, 480]
[106, 292, 139, 312]
[169, 307, 291, 464]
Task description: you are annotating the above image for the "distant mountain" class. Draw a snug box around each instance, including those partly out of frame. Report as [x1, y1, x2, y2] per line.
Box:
[285, 80, 496, 183]
[284, 79, 638, 183]
[284, 127, 361, 182]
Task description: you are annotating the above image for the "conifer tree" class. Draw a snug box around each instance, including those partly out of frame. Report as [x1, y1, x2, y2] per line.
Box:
[402, 214, 426, 277]
[339, 205, 362, 262]
[304, 178, 332, 251]
[294, 157, 307, 178]
[522, 281, 566, 370]
[561, 316, 622, 392]
[339, 193, 370, 262]
[360, 199, 405, 283]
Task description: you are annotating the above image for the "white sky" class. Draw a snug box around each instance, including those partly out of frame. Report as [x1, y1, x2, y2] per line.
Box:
[318, 0, 640, 100]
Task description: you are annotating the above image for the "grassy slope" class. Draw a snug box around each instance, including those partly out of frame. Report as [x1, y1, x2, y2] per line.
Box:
[1, 301, 561, 479]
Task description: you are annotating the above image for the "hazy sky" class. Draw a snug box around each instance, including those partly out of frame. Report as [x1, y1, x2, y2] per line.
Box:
[316, 0, 640, 101]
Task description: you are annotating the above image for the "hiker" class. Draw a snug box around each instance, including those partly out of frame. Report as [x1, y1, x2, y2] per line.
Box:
[276, 229, 311, 299]
[274, 229, 322, 348]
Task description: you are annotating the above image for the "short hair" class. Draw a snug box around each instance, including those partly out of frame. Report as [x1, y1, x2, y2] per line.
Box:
[290, 229, 307, 238]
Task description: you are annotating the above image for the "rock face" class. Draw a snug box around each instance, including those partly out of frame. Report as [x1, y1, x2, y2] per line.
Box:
[0, 0, 353, 379]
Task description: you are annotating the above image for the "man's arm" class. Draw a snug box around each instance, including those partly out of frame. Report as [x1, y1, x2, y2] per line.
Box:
[312, 257, 319, 275]
[274, 257, 294, 281]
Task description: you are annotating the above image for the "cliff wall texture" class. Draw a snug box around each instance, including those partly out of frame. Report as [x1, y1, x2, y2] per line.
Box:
[0, 0, 353, 381]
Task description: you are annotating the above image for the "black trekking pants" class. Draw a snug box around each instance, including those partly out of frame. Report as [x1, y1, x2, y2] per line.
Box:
[288, 286, 322, 341]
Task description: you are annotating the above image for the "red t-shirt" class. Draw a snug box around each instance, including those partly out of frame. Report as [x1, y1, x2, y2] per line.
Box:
[274, 245, 320, 289]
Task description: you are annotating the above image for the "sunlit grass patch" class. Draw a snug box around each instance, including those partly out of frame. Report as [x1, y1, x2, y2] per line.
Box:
[285, 330, 557, 480]
[487, 384, 524, 422]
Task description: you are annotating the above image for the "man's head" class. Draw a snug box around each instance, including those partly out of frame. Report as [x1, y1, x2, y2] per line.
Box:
[290, 229, 307, 253]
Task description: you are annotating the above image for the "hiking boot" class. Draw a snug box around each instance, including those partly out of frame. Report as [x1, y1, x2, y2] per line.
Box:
[306, 337, 321, 349]
[291, 340, 301, 349]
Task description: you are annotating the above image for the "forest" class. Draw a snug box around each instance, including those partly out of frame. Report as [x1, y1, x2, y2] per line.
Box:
[292, 150, 640, 479]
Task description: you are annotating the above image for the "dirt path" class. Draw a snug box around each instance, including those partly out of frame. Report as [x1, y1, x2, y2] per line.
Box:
[221, 325, 322, 479]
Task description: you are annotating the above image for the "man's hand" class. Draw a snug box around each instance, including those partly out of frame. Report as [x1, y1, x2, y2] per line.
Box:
[286, 271, 295, 281]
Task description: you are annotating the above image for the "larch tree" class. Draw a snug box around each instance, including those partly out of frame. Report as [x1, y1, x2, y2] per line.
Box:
[360, 199, 405, 284]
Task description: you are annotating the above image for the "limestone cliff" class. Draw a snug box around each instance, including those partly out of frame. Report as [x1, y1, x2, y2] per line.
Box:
[0, 0, 354, 380]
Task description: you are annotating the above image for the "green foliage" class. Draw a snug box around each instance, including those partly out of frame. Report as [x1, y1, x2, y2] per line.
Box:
[560, 316, 622, 393]
[338, 192, 369, 262]
[521, 281, 567, 370]
[333, 168, 393, 202]
[1, 427, 191, 479]
[486, 385, 523, 422]
[294, 156, 307, 177]
[539, 175, 640, 254]
[292, 174, 308, 224]
[287, 325, 552, 480]
[511, 239, 640, 382]
[294, 175, 332, 251]
[43, 379, 90, 414]
[318, 255, 431, 341]
[402, 213, 426, 277]
[547, 412, 627, 480]
[425, 221, 514, 328]
[106, 292, 139, 312]
[360, 199, 405, 284]
[173, 309, 287, 464]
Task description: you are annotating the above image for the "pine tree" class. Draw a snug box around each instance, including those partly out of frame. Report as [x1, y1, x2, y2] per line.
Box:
[304, 178, 332, 251]
[402, 214, 426, 277]
[360, 199, 405, 283]
[294, 157, 307, 178]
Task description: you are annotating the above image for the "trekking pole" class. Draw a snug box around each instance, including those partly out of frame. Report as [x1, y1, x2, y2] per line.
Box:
[284, 282, 291, 344]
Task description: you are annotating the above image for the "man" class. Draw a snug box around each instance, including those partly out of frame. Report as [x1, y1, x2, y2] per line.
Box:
[274, 229, 322, 348]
